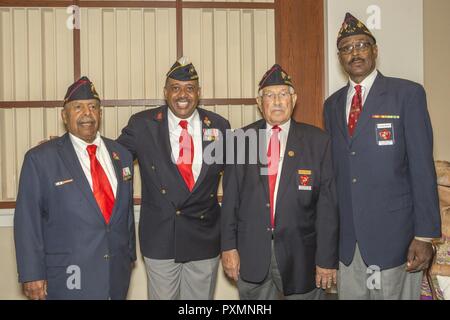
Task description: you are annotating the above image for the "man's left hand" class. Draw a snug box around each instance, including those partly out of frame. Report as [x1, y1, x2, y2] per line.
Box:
[406, 239, 434, 273]
[316, 266, 337, 289]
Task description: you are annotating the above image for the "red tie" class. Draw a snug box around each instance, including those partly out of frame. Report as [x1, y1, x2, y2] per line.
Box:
[348, 84, 363, 137]
[87, 145, 115, 224]
[267, 125, 281, 229]
[176, 120, 195, 192]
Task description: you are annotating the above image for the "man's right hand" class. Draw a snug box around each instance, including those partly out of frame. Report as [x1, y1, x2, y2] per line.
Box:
[23, 280, 47, 300]
[221, 249, 240, 282]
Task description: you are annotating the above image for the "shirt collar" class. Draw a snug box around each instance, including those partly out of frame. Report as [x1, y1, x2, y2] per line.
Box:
[69, 131, 102, 151]
[168, 108, 199, 129]
[349, 69, 378, 91]
[266, 119, 291, 133]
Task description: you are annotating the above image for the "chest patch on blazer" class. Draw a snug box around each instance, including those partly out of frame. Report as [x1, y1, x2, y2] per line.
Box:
[376, 123, 395, 146]
[298, 170, 312, 191]
[122, 167, 132, 181]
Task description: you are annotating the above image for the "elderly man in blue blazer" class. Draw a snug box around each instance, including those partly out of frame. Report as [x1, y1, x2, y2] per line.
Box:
[14, 77, 136, 300]
[222, 65, 339, 300]
[323, 13, 441, 299]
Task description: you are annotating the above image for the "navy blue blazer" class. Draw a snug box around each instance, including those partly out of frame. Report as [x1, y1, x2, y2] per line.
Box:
[221, 119, 339, 295]
[324, 72, 441, 270]
[14, 133, 136, 299]
[117, 106, 230, 262]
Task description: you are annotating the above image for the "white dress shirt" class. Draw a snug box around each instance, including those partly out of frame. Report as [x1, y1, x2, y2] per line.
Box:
[265, 119, 291, 217]
[69, 132, 118, 197]
[346, 69, 378, 123]
[167, 108, 203, 182]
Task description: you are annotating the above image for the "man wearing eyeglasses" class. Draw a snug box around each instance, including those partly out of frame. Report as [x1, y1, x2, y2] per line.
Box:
[323, 13, 441, 300]
[221, 64, 339, 299]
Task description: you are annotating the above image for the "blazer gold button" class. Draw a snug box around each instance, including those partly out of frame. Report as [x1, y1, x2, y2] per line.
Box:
[161, 189, 166, 194]
[176, 210, 181, 215]
[210, 194, 214, 198]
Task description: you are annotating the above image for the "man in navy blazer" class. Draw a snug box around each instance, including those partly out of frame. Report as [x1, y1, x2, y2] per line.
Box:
[222, 65, 339, 299]
[14, 77, 136, 300]
[323, 13, 441, 299]
[117, 57, 230, 299]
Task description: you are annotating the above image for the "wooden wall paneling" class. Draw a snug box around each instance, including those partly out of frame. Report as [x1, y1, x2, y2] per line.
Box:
[275, 0, 325, 128]
[55, 8, 74, 96]
[130, 9, 145, 99]
[0, 0, 325, 204]
[227, 10, 242, 128]
[176, 0, 183, 57]
[213, 9, 228, 99]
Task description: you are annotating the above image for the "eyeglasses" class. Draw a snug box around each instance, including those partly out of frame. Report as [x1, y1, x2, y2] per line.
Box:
[261, 91, 292, 101]
[338, 41, 373, 55]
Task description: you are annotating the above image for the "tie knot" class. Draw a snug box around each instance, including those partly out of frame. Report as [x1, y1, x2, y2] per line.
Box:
[272, 125, 281, 133]
[179, 120, 189, 130]
[354, 84, 362, 93]
[87, 144, 97, 157]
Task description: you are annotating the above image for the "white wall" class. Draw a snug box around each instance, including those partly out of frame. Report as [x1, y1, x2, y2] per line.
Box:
[325, 0, 424, 96]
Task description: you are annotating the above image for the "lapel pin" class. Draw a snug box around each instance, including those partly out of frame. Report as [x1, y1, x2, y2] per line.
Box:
[112, 152, 120, 161]
[155, 112, 163, 122]
[203, 116, 211, 127]
[288, 151, 295, 157]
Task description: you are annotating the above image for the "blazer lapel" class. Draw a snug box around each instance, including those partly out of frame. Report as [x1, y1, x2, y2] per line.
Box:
[149, 106, 191, 193]
[256, 121, 270, 201]
[103, 139, 124, 225]
[275, 121, 303, 207]
[191, 108, 214, 193]
[57, 133, 106, 224]
[351, 72, 387, 141]
[336, 84, 350, 143]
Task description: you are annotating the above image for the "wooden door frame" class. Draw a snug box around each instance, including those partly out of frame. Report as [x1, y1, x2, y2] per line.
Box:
[275, 0, 325, 128]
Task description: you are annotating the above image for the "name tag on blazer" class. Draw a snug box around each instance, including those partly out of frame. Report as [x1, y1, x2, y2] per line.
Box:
[375, 123, 395, 146]
[298, 170, 312, 191]
[122, 167, 132, 181]
[54, 179, 74, 187]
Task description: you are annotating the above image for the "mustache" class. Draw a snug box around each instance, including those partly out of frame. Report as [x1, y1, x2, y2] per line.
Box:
[176, 98, 191, 103]
[77, 117, 96, 125]
[350, 57, 365, 64]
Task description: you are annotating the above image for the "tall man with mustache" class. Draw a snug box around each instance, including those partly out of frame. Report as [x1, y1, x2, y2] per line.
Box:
[14, 77, 136, 299]
[117, 57, 230, 299]
[323, 13, 441, 299]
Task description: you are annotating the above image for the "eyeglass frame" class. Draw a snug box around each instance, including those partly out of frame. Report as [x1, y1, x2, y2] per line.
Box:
[259, 87, 295, 101]
[338, 41, 374, 55]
